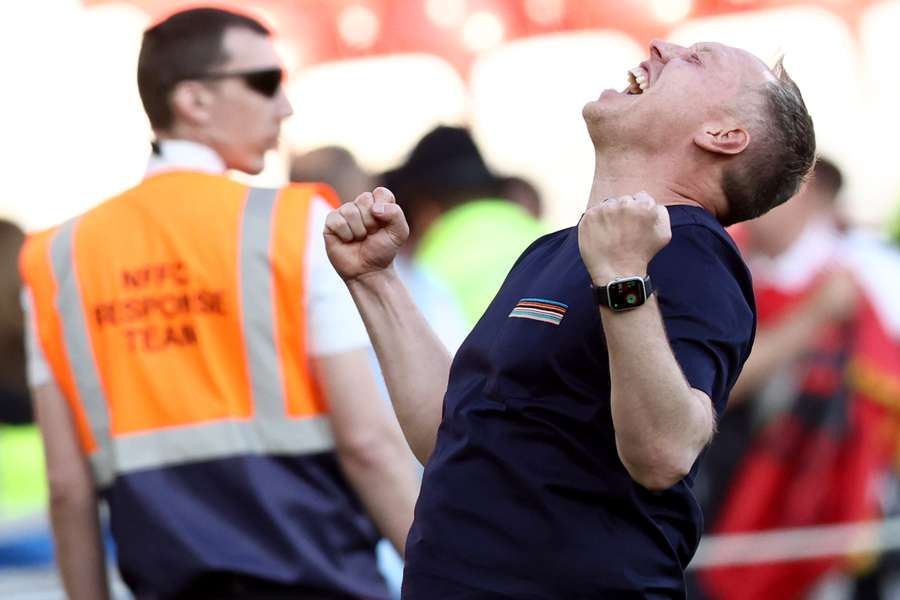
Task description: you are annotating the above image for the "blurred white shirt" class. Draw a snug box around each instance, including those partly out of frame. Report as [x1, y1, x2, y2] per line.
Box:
[748, 216, 900, 339]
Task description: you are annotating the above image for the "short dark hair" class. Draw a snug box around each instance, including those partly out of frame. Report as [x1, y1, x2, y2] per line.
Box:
[720, 58, 816, 225]
[138, 8, 269, 131]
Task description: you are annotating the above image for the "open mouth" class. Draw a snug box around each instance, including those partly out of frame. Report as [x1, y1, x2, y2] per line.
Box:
[625, 66, 650, 95]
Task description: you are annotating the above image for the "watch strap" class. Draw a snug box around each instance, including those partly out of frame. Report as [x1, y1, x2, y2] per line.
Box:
[592, 282, 609, 307]
[643, 275, 654, 299]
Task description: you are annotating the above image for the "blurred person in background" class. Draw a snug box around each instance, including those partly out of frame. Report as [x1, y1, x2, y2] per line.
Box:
[290, 146, 371, 205]
[0, 219, 51, 568]
[381, 125, 545, 326]
[690, 158, 853, 534]
[19, 8, 416, 600]
[0, 220, 29, 425]
[695, 157, 900, 600]
[500, 175, 544, 220]
[890, 202, 900, 247]
[325, 41, 814, 598]
[726, 157, 851, 404]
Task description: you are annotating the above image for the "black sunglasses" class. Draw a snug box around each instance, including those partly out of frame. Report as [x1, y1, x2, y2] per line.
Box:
[189, 68, 284, 98]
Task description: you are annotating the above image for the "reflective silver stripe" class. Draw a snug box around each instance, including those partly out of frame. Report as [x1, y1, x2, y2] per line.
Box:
[89, 415, 334, 486]
[50, 219, 115, 485]
[240, 187, 286, 419]
[54, 187, 334, 488]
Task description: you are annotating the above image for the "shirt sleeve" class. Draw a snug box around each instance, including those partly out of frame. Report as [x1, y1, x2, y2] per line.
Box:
[20, 287, 53, 388]
[649, 225, 756, 416]
[304, 196, 372, 356]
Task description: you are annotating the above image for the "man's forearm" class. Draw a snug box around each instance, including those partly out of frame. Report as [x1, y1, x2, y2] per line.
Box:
[731, 270, 857, 405]
[33, 381, 110, 600]
[601, 298, 714, 491]
[49, 495, 110, 600]
[346, 268, 452, 464]
[338, 437, 418, 556]
[729, 305, 826, 403]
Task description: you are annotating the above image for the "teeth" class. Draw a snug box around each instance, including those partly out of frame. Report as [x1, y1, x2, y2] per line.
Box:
[628, 67, 649, 92]
[626, 73, 641, 95]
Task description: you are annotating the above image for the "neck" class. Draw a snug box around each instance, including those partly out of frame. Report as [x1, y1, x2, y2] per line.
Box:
[156, 128, 211, 148]
[146, 135, 226, 176]
[586, 149, 719, 219]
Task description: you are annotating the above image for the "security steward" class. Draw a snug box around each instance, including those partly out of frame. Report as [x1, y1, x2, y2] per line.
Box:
[19, 8, 417, 600]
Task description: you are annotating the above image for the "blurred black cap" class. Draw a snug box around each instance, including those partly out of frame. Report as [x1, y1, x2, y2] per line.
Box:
[381, 126, 499, 198]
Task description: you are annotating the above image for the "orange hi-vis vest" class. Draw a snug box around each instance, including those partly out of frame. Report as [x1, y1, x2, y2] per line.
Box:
[20, 171, 340, 488]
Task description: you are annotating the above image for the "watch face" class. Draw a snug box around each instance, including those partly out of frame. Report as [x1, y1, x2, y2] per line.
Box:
[608, 278, 646, 311]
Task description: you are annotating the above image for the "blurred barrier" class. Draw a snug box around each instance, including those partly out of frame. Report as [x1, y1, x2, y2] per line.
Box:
[0, 567, 131, 600]
[5, 518, 900, 596]
[0, 514, 128, 599]
[691, 518, 900, 569]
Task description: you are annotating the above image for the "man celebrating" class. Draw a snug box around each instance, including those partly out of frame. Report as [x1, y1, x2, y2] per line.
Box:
[326, 41, 815, 598]
[21, 8, 416, 600]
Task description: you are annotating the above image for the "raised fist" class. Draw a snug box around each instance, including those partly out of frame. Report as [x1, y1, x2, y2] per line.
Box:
[324, 187, 410, 282]
[578, 191, 672, 284]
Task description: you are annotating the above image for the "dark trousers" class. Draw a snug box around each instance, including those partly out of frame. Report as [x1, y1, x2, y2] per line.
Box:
[171, 573, 362, 600]
[402, 569, 684, 599]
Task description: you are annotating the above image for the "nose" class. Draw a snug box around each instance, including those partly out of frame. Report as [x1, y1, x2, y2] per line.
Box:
[649, 39, 691, 63]
[277, 88, 294, 121]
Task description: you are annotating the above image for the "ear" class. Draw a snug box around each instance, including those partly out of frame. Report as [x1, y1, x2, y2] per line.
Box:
[169, 81, 214, 127]
[693, 123, 750, 156]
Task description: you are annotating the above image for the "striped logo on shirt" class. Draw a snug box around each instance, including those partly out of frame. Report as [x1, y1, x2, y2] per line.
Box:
[508, 298, 568, 326]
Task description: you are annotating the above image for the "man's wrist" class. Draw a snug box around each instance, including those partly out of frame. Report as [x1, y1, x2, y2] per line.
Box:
[345, 266, 400, 293]
[590, 266, 649, 287]
[592, 272, 655, 312]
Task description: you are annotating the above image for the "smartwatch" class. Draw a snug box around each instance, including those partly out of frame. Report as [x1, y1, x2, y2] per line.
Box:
[592, 276, 655, 311]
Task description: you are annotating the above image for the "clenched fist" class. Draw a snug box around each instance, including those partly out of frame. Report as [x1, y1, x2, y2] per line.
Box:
[578, 191, 672, 285]
[324, 187, 409, 282]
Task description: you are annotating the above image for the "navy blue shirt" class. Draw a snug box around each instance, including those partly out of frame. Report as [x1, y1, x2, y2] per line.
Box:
[403, 206, 755, 599]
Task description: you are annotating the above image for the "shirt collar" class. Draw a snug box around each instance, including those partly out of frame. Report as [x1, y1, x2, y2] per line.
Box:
[145, 140, 226, 178]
